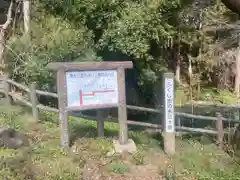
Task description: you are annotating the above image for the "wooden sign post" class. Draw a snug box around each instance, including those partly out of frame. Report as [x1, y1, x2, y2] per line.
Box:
[163, 72, 175, 154]
[47, 61, 133, 148]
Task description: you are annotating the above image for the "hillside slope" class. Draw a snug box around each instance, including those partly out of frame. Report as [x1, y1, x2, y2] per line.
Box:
[0, 105, 239, 180]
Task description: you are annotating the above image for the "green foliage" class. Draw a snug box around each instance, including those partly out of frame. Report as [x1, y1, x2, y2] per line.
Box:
[162, 168, 177, 180]
[0, 105, 240, 179]
[39, 0, 184, 88]
[4, 0, 240, 109]
[132, 151, 145, 165]
[108, 162, 130, 174]
[0, 106, 24, 130]
[5, 0, 238, 106]
[36, 0, 240, 102]
[7, 3, 98, 89]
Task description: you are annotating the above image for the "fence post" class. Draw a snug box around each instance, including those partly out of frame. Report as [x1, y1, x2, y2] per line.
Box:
[117, 67, 128, 145]
[3, 73, 12, 105]
[97, 109, 104, 137]
[216, 112, 224, 149]
[176, 116, 181, 137]
[29, 82, 39, 122]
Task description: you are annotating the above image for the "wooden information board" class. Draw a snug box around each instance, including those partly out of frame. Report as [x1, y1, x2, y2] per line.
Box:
[47, 61, 133, 148]
[66, 70, 119, 109]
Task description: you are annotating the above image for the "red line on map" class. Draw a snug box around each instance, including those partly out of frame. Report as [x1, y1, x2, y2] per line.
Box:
[79, 90, 115, 105]
[84, 90, 115, 96]
[79, 90, 83, 105]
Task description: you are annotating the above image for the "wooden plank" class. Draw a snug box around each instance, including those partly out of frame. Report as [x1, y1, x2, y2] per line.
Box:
[126, 105, 237, 123]
[127, 105, 160, 113]
[216, 112, 224, 149]
[46, 61, 133, 71]
[64, 112, 224, 136]
[8, 92, 32, 107]
[176, 116, 181, 136]
[36, 90, 58, 98]
[37, 104, 59, 112]
[176, 112, 218, 121]
[176, 126, 218, 134]
[29, 83, 39, 122]
[57, 68, 70, 148]
[69, 113, 162, 129]
[127, 120, 162, 129]
[97, 110, 104, 137]
[6, 79, 30, 92]
[3, 73, 12, 105]
[70, 113, 219, 135]
[176, 112, 238, 123]
[187, 101, 240, 109]
[117, 67, 128, 145]
[66, 104, 118, 111]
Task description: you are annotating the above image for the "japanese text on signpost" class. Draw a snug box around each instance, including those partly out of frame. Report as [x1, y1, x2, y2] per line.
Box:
[165, 78, 174, 132]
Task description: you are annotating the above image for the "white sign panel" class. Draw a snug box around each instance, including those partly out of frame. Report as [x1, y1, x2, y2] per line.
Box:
[66, 70, 119, 108]
[164, 78, 175, 132]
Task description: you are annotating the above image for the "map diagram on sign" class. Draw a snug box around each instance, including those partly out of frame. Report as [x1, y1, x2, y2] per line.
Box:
[66, 70, 119, 108]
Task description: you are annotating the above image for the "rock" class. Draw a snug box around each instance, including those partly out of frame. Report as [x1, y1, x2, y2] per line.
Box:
[113, 139, 137, 154]
[0, 127, 29, 149]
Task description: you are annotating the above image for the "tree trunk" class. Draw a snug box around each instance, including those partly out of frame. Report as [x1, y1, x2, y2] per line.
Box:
[175, 59, 181, 83]
[0, 0, 13, 75]
[188, 57, 193, 78]
[175, 32, 181, 83]
[0, 29, 6, 75]
[23, 0, 30, 34]
[188, 56, 193, 102]
[235, 44, 240, 96]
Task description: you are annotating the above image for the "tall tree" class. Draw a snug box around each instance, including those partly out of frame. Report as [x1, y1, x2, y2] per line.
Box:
[23, 0, 30, 34]
[222, 0, 240, 14]
[0, 0, 13, 75]
[221, 0, 240, 94]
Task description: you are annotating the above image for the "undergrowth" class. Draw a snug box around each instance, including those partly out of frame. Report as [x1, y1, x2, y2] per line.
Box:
[175, 85, 240, 106]
[0, 105, 239, 179]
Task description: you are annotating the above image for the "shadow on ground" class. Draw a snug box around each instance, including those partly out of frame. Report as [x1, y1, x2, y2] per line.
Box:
[69, 122, 118, 146]
[68, 119, 164, 149]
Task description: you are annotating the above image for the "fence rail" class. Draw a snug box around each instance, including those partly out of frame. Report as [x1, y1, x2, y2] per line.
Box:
[2, 78, 239, 148]
[187, 101, 240, 109]
[36, 90, 58, 98]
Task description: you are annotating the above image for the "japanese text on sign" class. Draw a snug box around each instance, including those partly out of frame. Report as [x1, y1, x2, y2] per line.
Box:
[164, 78, 175, 132]
[66, 70, 119, 109]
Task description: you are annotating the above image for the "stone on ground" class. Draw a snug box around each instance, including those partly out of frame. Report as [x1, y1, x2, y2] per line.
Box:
[113, 139, 137, 154]
[0, 127, 29, 149]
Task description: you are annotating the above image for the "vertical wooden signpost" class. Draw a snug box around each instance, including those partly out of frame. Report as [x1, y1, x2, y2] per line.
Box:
[47, 62, 133, 149]
[163, 72, 175, 154]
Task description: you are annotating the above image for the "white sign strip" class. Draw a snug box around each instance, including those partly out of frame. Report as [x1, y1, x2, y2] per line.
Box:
[66, 70, 119, 107]
[164, 78, 175, 132]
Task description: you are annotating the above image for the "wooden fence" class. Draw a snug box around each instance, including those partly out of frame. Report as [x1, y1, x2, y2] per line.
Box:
[2, 77, 240, 148]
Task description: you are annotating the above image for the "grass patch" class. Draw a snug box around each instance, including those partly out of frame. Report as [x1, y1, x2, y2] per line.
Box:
[0, 105, 239, 179]
[175, 85, 240, 105]
[132, 151, 145, 165]
[108, 162, 130, 174]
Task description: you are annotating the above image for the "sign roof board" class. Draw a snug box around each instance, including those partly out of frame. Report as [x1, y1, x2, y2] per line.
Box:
[46, 61, 133, 71]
